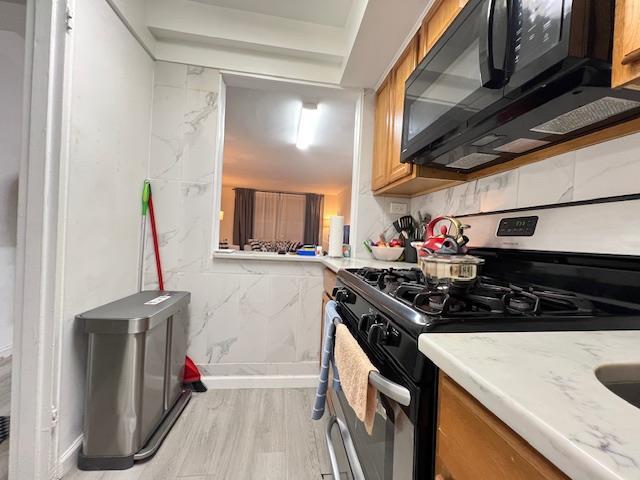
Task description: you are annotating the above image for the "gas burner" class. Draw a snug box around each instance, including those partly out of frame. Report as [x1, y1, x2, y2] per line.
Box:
[357, 267, 384, 285]
[424, 293, 467, 315]
[504, 290, 540, 314]
[356, 267, 423, 291]
[529, 288, 595, 315]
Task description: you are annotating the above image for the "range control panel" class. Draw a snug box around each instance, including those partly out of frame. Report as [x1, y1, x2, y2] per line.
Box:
[497, 216, 538, 237]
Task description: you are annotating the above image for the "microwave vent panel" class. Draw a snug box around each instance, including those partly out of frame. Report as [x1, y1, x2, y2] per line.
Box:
[445, 153, 500, 170]
[531, 97, 640, 135]
[494, 138, 550, 153]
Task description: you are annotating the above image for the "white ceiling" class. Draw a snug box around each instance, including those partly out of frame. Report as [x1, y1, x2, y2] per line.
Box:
[222, 76, 357, 195]
[190, 0, 355, 27]
[140, 0, 431, 87]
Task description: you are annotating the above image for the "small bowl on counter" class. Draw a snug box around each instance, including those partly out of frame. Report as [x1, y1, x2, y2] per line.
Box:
[370, 246, 404, 261]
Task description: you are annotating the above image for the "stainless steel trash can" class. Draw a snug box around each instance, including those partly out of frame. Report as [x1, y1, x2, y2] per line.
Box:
[77, 291, 191, 470]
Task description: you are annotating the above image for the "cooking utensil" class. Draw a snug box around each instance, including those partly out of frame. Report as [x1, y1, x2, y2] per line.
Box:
[419, 254, 485, 284]
[393, 215, 415, 234]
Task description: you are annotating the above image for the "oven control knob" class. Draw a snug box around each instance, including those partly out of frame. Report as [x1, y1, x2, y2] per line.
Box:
[359, 313, 378, 332]
[333, 288, 355, 304]
[368, 322, 389, 345]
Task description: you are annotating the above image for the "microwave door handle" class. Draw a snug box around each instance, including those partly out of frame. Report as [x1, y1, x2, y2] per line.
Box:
[479, 0, 507, 88]
[369, 371, 411, 406]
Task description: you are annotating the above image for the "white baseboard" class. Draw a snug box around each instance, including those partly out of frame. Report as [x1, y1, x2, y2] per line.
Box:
[57, 434, 83, 479]
[201, 374, 318, 390]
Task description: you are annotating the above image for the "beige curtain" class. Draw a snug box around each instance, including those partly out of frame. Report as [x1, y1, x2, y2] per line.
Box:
[277, 194, 305, 242]
[253, 191, 279, 240]
[253, 192, 305, 242]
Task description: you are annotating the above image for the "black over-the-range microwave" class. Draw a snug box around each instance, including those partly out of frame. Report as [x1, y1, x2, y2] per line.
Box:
[401, 0, 640, 172]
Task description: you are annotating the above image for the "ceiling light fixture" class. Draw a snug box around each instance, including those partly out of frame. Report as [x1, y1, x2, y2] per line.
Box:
[296, 103, 319, 150]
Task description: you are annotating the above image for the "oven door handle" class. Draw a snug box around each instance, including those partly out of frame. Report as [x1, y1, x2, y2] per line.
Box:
[326, 416, 366, 480]
[369, 371, 411, 406]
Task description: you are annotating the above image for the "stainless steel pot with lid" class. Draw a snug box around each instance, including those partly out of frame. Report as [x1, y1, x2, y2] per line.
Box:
[419, 253, 485, 284]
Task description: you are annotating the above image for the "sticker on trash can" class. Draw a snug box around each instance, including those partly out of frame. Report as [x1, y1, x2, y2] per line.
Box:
[144, 295, 171, 305]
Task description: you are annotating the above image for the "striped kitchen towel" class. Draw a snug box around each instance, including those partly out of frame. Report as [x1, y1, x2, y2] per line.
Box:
[311, 300, 342, 420]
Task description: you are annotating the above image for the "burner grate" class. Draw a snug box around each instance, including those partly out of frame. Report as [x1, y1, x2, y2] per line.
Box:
[376, 271, 596, 319]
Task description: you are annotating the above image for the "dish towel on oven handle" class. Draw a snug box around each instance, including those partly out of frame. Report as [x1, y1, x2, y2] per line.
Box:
[334, 323, 379, 435]
[311, 300, 342, 420]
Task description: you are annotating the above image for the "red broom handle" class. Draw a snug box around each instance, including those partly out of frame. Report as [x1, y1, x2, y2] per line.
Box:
[148, 193, 164, 291]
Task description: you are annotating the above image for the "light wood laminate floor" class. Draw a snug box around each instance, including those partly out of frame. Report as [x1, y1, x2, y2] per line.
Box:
[66, 388, 350, 480]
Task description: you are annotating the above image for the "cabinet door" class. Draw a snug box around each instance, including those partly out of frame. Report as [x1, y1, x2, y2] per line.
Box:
[425, 0, 468, 51]
[372, 76, 393, 191]
[388, 39, 417, 184]
[417, 23, 429, 63]
[613, 0, 640, 89]
[436, 374, 568, 480]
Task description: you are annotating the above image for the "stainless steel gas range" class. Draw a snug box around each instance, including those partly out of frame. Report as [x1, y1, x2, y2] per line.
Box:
[326, 197, 640, 480]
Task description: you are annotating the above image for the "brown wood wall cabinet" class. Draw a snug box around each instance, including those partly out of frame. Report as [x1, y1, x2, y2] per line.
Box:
[389, 40, 418, 185]
[372, 0, 640, 197]
[372, 76, 393, 191]
[435, 373, 569, 480]
[613, 0, 640, 89]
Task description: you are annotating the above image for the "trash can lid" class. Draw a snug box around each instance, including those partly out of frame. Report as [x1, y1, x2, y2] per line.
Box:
[77, 291, 191, 334]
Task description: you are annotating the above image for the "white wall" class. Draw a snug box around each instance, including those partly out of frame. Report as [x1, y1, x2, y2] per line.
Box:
[410, 132, 640, 219]
[147, 62, 322, 381]
[56, 0, 154, 468]
[354, 90, 408, 257]
[0, 0, 26, 355]
[336, 186, 351, 225]
[106, 0, 156, 54]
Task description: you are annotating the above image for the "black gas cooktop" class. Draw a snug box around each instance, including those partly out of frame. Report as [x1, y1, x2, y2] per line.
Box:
[336, 262, 640, 336]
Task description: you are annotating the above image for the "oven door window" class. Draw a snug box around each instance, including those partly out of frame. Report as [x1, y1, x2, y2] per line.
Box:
[336, 388, 414, 480]
[337, 389, 393, 480]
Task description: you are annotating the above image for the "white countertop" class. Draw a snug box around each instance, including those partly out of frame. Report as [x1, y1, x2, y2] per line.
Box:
[211, 250, 411, 273]
[419, 331, 640, 480]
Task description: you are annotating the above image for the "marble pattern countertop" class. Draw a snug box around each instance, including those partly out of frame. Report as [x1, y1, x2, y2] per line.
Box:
[211, 250, 410, 273]
[419, 331, 640, 480]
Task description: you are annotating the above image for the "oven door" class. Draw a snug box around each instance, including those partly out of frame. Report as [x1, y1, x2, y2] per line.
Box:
[328, 382, 414, 480]
[402, 0, 509, 165]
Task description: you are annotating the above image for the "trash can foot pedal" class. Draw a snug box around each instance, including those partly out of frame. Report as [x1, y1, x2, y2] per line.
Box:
[77, 453, 135, 471]
[134, 388, 192, 462]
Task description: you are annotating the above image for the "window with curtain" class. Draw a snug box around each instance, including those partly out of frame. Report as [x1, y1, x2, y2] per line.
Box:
[253, 192, 306, 242]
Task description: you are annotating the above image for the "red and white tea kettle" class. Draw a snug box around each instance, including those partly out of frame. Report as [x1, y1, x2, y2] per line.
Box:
[422, 216, 470, 254]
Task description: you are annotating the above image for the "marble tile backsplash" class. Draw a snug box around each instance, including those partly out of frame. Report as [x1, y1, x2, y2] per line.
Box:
[411, 132, 640, 218]
[150, 62, 219, 183]
[147, 62, 323, 378]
